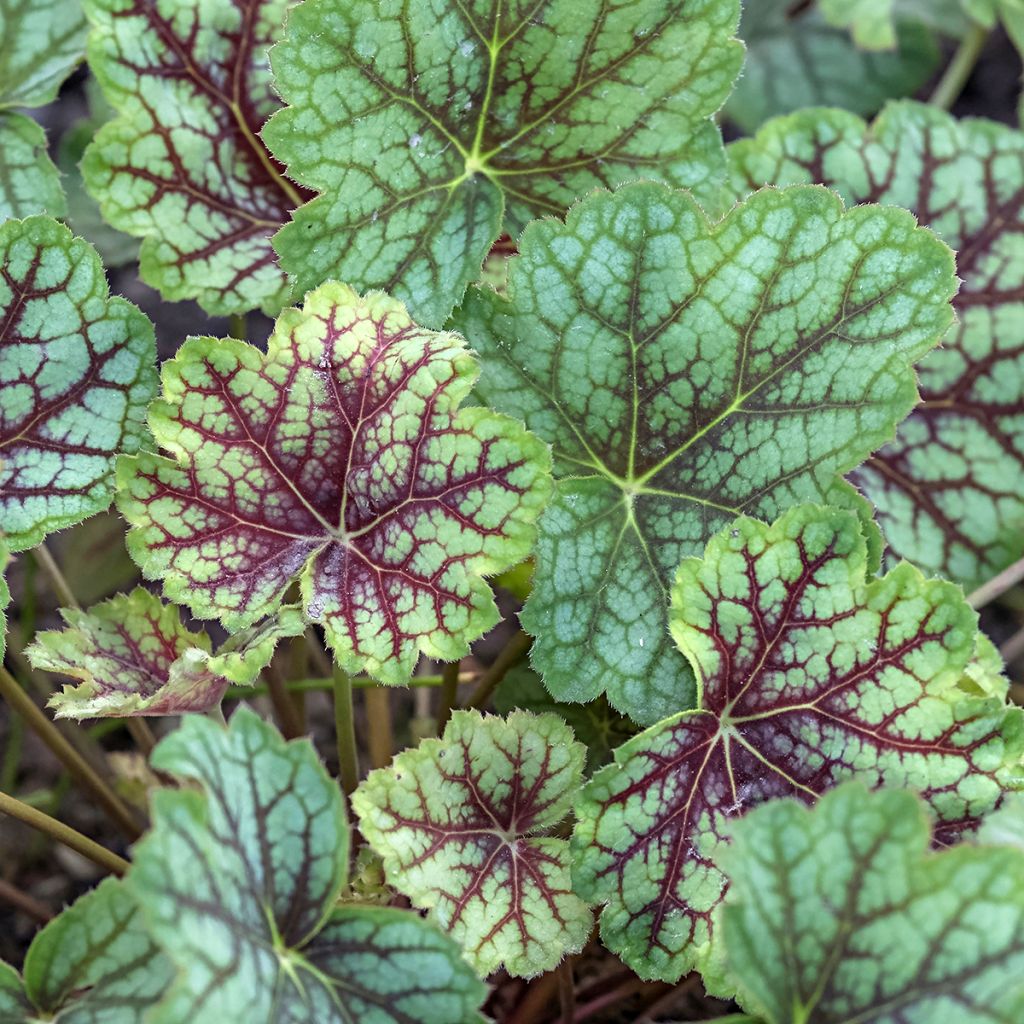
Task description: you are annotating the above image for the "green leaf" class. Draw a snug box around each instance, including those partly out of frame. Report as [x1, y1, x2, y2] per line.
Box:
[26, 587, 305, 718]
[452, 182, 956, 724]
[571, 504, 1024, 986]
[0, 539, 8, 662]
[722, 782, 1024, 1024]
[820, 0, 900, 48]
[724, 0, 937, 133]
[264, 0, 744, 328]
[0, 0, 86, 108]
[977, 792, 1024, 849]
[81, 0, 298, 315]
[132, 707, 486, 1022]
[0, 877, 172, 1024]
[353, 709, 592, 977]
[117, 282, 550, 685]
[0, 216, 158, 553]
[728, 102, 1024, 590]
[0, 113, 65, 220]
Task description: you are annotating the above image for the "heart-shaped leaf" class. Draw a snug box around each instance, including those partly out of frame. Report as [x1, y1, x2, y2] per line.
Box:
[264, 0, 744, 327]
[82, 0, 300, 315]
[451, 182, 956, 724]
[353, 709, 592, 977]
[131, 707, 486, 1022]
[117, 282, 550, 684]
[729, 102, 1024, 589]
[571, 504, 1024, 986]
[27, 587, 305, 718]
[0, 216, 157, 552]
[722, 782, 1024, 1023]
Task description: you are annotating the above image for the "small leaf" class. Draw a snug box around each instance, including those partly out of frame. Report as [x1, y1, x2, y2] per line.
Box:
[820, 0, 900, 49]
[117, 282, 551, 684]
[353, 709, 593, 977]
[452, 182, 956, 724]
[0, 961, 28, 1021]
[132, 707, 486, 1022]
[571, 504, 1024, 986]
[0, 113, 65, 220]
[264, 0, 744, 327]
[729, 102, 1024, 589]
[722, 782, 1024, 1023]
[27, 587, 304, 718]
[0, 539, 8, 662]
[0, 216, 157, 552]
[0, 0, 86, 108]
[81, 0, 299, 315]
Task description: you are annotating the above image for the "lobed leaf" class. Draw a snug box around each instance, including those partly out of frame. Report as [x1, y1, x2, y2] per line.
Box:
[729, 101, 1024, 589]
[27, 587, 305, 718]
[722, 782, 1024, 1023]
[452, 182, 957, 724]
[571, 504, 1024, 986]
[117, 282, 551, 684]
[0, 216, 157, 552]
[131, 707, 485, 1022]
[264, 0, 744, 327]
[353, 709, 592, 977]
[81, 0, 300, 315]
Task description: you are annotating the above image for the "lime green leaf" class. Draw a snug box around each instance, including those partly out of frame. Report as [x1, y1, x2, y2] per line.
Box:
[729, 102, 1024, 590]
[26, 587, 304, 718]
[452, 182, 956, 725]
[117, 282, 550, 684]
[977, 793, 1024, 849]
[264, 0, 744, 328]
[722, 782, 1024, 1024]
[353, 709, 593, 977]
[0, 113, 65, 220]
[0, 216, 158, 553]
[0, 0, 86, 108]
[81, 0, 299, 315]
[571, 504, 1023, 986]
[132, 707, 486, 1022]
[820, 0, 900, 48]
[724, 0, 937, 133]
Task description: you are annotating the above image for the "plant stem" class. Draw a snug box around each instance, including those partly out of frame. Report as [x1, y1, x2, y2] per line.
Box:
[968, 555, 1024, 609]
[0, 789, 130, 876]
[1001, 623, 1024, 665]
[467, 630, 532, 710]
[0, 664, 142, 840]
[228, 313, 247, 340]
[222, 671, 476, 701]
[333, 666, 359, 796]
[435, 660, 461, 733]
[364, 687, 394, 768]
[0, 878, 52, 924]
[930, 22, 988, 110]
[264, 661, 304, 739]
[557, 962, 575, 1024]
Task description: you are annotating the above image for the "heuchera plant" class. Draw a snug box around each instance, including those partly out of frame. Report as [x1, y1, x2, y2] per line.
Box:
[0, 1, 1023, 1022]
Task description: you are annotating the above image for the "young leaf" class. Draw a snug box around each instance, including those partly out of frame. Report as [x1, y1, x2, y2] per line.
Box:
[724, 0, 937, 133]
[26, 587, 305, 718]
[117, 283, 550, 684]
[452, 182, 956, 724]
[1, 877, 172, 1023]
[729, 102, 1024, 589]
[0, 216, 157, 553]
[353, 709, 593, 977]
[81, 0, 300, 315]
[722, 783, 1024, 1023]
[264, 0, 744, 327]
[571, 504, 1024, 986]
[132, 707, 485, 1022]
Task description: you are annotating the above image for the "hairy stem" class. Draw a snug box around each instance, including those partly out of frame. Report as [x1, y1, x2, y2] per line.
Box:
[333, 666, 360, 796]
[364, 687, 394, 769]
[467, 630, 533, 710]
[930, 22, 988, 110]
[968, 554, 1024, 609]
[435, 660, 461, 733]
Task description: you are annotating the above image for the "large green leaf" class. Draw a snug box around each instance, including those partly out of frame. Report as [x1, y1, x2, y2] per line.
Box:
[354, 709, 592, 977]
[131, 707, 486, 1022]
[264, 0, 743, 328]
[81, 0, 299, 315]
[0, 114, 65, 221]
[0, 216, 157, 553]
[729, 102, 1024, 590]
[27, 588, 305, 718]
[452, 182, 956, 724]
[117, 282, 550, 684]
[571, 504, 1023, 987]
[722, 782, 1024, 1023]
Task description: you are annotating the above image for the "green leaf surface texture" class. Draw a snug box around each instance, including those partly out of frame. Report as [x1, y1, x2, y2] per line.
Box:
[264, 0, 744, 327]
[452, 182, 956, 725]
[0, 216, 157, 552]
[0, 0, 86, 108]
[723, 783, 1024, 1024]
[117, 282, 551, 684]
[0, 962, 29, 1024]
[724, 0, 937, 133]
[131, 707, 485, 1023]
[729, 101, 1024, 589]
[353, 709, 593, 977]
[81, 0, 300, 314]
[0, 112, 66, 221]
[0, 539, 8, 662]
[27, 587, 305, 718]
[571, 504, 1024, 986]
